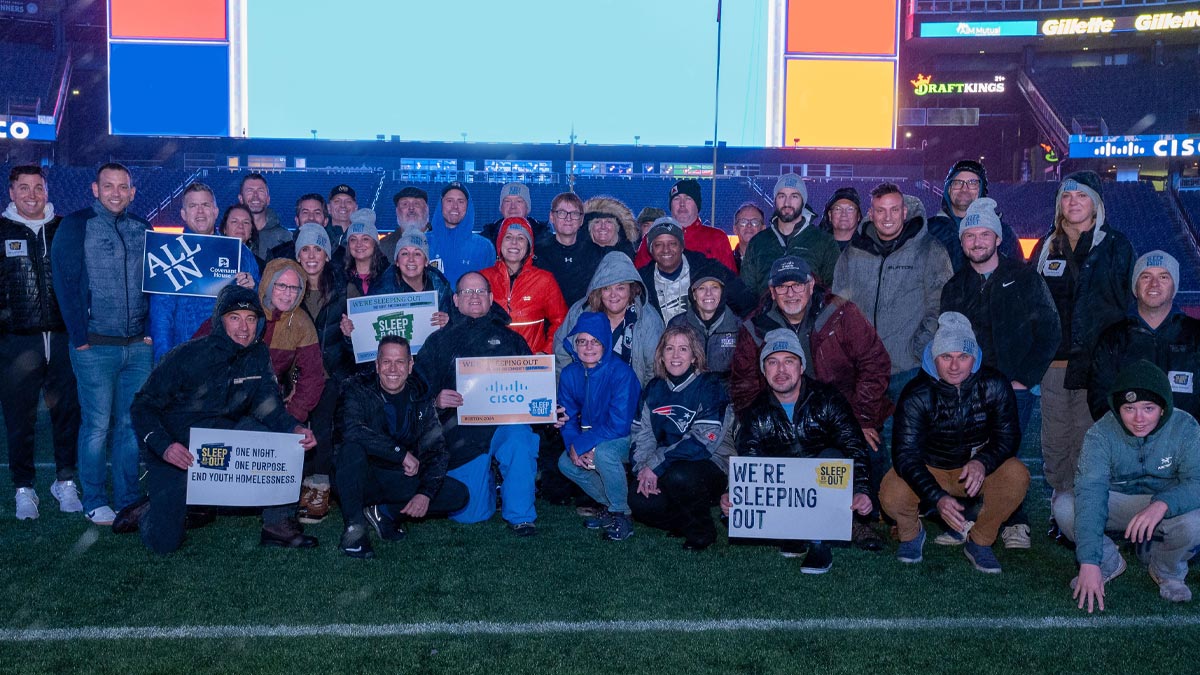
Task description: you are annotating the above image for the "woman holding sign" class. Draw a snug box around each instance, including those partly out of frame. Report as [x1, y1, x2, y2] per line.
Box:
[379, 229, 451, 326]
[629, 326, 735, 551]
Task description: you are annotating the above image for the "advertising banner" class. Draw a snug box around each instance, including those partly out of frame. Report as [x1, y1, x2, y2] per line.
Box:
[455, 355, 556, 426]
[142, 231, 243, 297]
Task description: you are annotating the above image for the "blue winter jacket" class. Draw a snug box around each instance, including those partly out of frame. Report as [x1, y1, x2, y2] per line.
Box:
[427, 200, 494, 288]
[558, 312, 641, 454]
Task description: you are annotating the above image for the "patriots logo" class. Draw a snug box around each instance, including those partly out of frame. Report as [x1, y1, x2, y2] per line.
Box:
[652, 404, 697, 433]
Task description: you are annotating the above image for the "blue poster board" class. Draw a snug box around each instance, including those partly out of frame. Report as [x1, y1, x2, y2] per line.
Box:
[142, 231, 244, 297]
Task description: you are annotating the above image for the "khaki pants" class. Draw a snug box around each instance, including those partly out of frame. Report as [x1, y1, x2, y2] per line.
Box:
[880, 458, 1030, 546]
[1040, 364, 1094, 494]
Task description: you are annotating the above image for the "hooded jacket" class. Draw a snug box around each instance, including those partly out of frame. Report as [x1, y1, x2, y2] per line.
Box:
[668, 301, 740, 378]
[426, 196, 494, 288]
[729, 292, 892, 427]
[257, 259, 325, 422]
[251, 207, 293, 261]
[1030, 172, 1136, 389]
[583, 196, 639, 260]
[832, 213, 953, 374]
[940, 253, 1061, 388]
[554, 252, 665, 386]
[819, 187, 861, 248]
[335, 369, 451, 499]
[0, 202, 65, 333]
[638, 251, 756, 322]
[558, 312, 642, 454]
[736, 378, 872, 495]
[926, 160, 1022, 272]
[479, 218, 568, 355]
[130, 285, 298, 459]
[891, 342, 1021, 505]
[1074, 360, 1200, 567]
[413, 302, 531, 468]
[741, 209, 841, 297]
[301, 269, 353, 381]
[1089, 310, 1200, 421]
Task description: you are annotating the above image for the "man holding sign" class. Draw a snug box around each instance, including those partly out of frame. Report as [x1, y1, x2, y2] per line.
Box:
[120, 285, 318, 554]
[722, 329, 873, 573]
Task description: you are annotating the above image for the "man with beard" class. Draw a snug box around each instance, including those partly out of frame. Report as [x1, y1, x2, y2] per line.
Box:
[926, 160, 1021, 272]
[741, 174, 840, 296]
[379, 186, 430, 261]
[238, 173, 292, 260]
[427, 182, 493, 288]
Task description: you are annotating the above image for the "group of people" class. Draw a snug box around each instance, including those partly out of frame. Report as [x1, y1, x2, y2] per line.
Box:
[4, 158, 1199, 612]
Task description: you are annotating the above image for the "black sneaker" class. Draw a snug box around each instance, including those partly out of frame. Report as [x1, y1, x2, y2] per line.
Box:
[852, 521, 885, 552]
[800, 542, 834, 574]
[259, 518, 319, 549]
[363, 504, 406, 542]
[339, 524, 375, 559]
[112, 495, 150, 534]
[509, 522, 538, 537]
[603, 513, 634, 541]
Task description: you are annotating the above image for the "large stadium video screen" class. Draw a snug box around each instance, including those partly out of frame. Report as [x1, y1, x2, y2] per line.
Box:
[106, 0, 899, 149]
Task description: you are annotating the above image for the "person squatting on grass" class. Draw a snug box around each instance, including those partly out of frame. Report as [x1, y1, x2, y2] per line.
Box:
[555, 312, 642, 541]
[880, 312, 1030, 574]
[721, 328, 874, 574]
[628, 325, 735, 551]
[334, 335, 469, 559]
[1056, 360, 1200, 610]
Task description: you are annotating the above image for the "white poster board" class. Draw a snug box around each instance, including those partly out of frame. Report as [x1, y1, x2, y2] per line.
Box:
[455, 354, 557, 425]
[185, 427, 304, 506]
[727, 457, 853, 541]
[346, 291, 438, 363]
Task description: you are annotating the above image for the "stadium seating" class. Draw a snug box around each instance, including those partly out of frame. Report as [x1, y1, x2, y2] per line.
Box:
[0, 43, 59, 112]
[1028, 62, 1200, 136]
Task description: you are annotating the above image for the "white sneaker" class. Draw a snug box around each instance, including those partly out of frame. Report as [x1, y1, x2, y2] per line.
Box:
[1001, 523, 1032, 549]
[50, 480, 83, 513]
[86, 505, 116, 526]
[15, 488, 39, 520]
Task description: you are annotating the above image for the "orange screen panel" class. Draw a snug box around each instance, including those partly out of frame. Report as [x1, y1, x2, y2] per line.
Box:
[786, 0, 898, 55]
[784, 59, 895, 149]
[111, 0, 227, 40]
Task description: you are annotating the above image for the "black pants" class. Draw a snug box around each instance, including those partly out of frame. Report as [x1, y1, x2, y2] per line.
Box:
[303, 377, 338, 478]
[629, 459, 726, 546]
[0, 332, 79, 487]
[335, 441, 469, 527]
[140, 418, 292, 555]
[534, 424, 579, 505]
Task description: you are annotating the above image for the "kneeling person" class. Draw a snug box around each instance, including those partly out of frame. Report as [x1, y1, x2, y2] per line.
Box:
[335, 336, 469, 558]
[1058, 360, 1200, 611]
[880, 312, 1028, 573]
[723, 329, 873, 573]
[125, 285, 318, 554]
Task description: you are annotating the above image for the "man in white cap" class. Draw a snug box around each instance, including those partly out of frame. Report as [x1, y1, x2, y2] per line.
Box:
[741, 173, 840, 296]
[1090, 250, 1200, 421]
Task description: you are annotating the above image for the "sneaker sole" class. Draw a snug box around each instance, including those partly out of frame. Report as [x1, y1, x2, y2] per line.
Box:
[1002, 539, 1032, 550]
[897, 556, 923, 564]
[800, 565, 832, 575]
[964, 549, 1003, 574]
[933, 534, 966, 546]
[297, 515, 327, 524]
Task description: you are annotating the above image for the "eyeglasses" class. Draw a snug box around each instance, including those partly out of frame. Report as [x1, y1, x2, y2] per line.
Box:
[574, 337, 602, 348]
[948, 179, 982, 190]
[773, 282, 810, 295]
[273, 283, 302, 294]
[734, 219, 764, 227]
[830, 206, 858, 215]
[458, 288, 489, 296]
[552, 209, 584, 221]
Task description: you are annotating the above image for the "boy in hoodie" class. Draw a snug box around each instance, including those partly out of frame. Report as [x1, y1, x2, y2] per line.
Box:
[880, 312, 1028, 573]
[926, 160, 1021, 272]
[1, 165, 82, 519]
[556, 312, 642, 541]
[479, 217, 568, 354]
[427, 182, 494, 288]
[1059, 360, 1200, 609]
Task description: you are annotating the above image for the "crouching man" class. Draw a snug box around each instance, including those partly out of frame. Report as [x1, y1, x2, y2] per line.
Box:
[335, 336, 469, 558]
[121, 285, 318, 554]
[1058, 360, 1200, 611]
[880, 312, 1028, 573]
[722, 329, 873, 573]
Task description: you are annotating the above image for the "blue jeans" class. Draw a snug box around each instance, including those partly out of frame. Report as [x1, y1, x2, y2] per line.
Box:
[1014, 388, 1037, 434]
[446, 424, 538, 525]
[557, 437, 631, 514]
[70, 341, 152, 512]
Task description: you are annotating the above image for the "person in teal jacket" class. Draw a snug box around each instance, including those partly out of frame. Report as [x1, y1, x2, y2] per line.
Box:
[1055, 360, 1200, 611]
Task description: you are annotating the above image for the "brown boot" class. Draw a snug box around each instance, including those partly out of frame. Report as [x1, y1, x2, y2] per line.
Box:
[260, 518, 319, 548]
[298, 482, 330, 524]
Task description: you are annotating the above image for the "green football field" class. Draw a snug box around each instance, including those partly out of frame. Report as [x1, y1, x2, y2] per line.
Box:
[2, 409, 1197, 674]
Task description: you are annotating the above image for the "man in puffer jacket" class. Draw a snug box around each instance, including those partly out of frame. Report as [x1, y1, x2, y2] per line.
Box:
[1056, 360, 1200, 610]
[479, 217, 567, 354]
[881, 312, 1028, 574]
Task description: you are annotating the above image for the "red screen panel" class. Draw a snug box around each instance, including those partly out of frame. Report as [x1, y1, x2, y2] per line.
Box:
[110, 0, 227, 40]
[786, 0, 898, 56]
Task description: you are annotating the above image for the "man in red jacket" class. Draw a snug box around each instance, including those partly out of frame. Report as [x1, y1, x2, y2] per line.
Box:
[479, 217, 568, 355]
[634, 179, 735, 272]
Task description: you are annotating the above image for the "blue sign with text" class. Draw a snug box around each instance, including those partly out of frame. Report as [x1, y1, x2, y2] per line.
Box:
[142, 231, 244, 297]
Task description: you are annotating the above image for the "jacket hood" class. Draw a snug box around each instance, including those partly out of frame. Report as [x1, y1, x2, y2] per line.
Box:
[940, 159, 990, 218]
[429, 195, 478, 245]
[564, 311, 614, 364]
[586, 251, 650, 301]
[920, 341, 983, 381]
[2, 202, 56, 228]
[495, 217, 535, 263]
[821, 187, 861, 226]
[1054, 170, 1106, 233]
[259, 258, 307, 312]
[211, 284, 267, 346]
[583, 196, 638, 245]
[851, 214, 928, 255]
[1108, 358, 1174, 428]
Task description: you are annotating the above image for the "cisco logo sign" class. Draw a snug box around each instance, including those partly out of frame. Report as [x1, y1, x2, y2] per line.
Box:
[1070, 134, 1200, 159]
[0, 116, 56, 142]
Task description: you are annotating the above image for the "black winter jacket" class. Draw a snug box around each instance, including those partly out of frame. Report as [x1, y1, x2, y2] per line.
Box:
[335, 371, 450, 498]
[736, 380, 871, 495]
[1088, 311, 1200, 420]
[303, 280, 353, 380]
[131, 311, 297, 459]
[939, 254, 1061, 388]
[638, 251, 757, 319]
[0, 214, 65, 333]
[413, 304, 531, 468]
[892, 366, 1020, 504]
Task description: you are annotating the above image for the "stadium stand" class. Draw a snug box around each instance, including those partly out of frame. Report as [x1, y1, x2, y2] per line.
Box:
[0, 42, 60, 113]
[1028, 62, 1200, 136]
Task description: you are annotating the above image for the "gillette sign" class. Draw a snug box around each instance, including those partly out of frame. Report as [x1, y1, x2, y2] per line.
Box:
[1070, 134, 1200, 159]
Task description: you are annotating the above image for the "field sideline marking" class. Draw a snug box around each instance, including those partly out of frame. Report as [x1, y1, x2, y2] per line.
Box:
[3, 615, 1199, 642]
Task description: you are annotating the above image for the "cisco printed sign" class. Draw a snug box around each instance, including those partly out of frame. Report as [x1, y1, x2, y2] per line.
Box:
[910, 74, 1007, 97]
[1070, 134, 1200, 159]
[0, 115, 56, 142]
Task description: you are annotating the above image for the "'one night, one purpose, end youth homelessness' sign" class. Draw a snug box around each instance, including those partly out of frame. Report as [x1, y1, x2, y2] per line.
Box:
[186, 427, 305, 506]
[143, 231, 244, 297]
[727, 457, 853, 541]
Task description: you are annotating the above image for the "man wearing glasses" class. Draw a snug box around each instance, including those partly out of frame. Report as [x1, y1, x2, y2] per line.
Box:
[730, 203, 766, 274]
[532, 192, 602, 306]
[740, 174, 840, 297]
[926, 160, 1021, 272]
